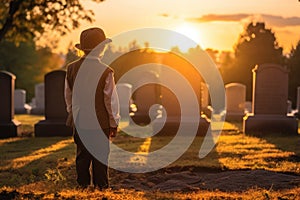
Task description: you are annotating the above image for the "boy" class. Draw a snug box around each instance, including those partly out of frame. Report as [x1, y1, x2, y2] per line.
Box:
[64, 27, 119, 189]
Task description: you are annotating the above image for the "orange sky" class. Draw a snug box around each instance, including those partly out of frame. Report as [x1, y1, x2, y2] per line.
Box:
[58, 0, 300, 54]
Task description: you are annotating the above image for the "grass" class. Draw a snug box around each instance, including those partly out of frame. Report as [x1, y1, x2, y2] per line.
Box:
[15, 114, 44, 136]
[0, 115, 299, 199]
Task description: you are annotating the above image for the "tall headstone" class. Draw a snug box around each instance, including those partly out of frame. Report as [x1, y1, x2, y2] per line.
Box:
[35, 70, 72, 137]
[116, 83, 132, 120]
[0, 71, 21, 138]
[14, 89, 28, 114]
[30, 83, 45, 114]
[152, 70, 209, 136]
[225, 83, 246, 121]
[243, 64, 298, 135]
[131, 71, 160, 124]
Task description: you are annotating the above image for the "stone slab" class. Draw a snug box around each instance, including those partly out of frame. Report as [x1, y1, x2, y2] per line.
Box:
[153, 116, 210, 136]
[0, 120, 21, 138]
[243, 114, 298, 135]
[35, 120, 73, 137]
[225, 113, 245, 122]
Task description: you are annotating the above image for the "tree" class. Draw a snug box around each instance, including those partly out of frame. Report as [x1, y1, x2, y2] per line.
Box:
[287, 40, 300, 108]
[61, 42, 79, 69]
[0, 40, 63, 101]
[205, 48, 219, 65]
[0, 0, 104, 44]
[218, 51, 234, 84]
[231, 22, 284, 100]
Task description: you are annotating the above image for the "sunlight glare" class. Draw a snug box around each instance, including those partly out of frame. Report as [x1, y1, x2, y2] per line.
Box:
[174, 23, 203, 52]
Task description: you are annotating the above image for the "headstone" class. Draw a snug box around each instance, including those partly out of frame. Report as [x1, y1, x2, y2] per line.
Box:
[30, 83, 45, 114]
[14, 89, 28, 114]
[243, 64, 298, 135]
[201, 82, 209, 109]
[116, 83, 132, 120]
[200, 82, 212, 117]
[245, 101, 252, 113]
[287, 100, 292, 114]
[297, 87, 300, 112]
[0, 71, 21, 138]
[131, 71, 160, 124]
[152, 68, 209, 136]
[34, 70, 72, 137]
[225, 83, 246, 121]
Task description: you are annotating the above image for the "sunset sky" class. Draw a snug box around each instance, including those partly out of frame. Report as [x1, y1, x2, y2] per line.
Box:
[59, 0, 300, 54]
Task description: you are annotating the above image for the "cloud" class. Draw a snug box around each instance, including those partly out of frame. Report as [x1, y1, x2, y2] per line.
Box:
[259, 14, 300, 27]
[159, 13, 170, 18]
[187, 13, 300, 27]
[188, 14, 249, 23]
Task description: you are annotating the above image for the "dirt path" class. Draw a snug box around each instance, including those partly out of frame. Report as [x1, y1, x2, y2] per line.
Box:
[110, 167, 300, 192]
[1, 168, 299, 199]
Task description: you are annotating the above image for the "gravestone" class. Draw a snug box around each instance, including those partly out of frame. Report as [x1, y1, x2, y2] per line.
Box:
[200, 82, 212, 117]
[30, 83, 45, 114]
[116, 83, 132, 120]
[131, 71, 160, 124]
[243, 64, 298, 135]
[297, 87, 300, 112]
[0, 71, 21, 138]
[152, 70, 209, 136]
[245, 101, 252, 113]
[287, 100, 292, 114]
[201, 82, 209, 109]
[225, 83, 246, 121]
[296, 87, 300, 119]
[14, 89, 28, 114]
[35, 70, 72, 137]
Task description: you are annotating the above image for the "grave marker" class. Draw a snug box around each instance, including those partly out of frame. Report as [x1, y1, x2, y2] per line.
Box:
[0, 71, 21, 138]
[35, 70, 72, 136]
[243, 64, 298, 135]
[225, 83, 246, 121]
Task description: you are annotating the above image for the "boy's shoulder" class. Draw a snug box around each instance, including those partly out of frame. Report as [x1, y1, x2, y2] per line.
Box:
[66, 58, 83, 69]
[65, 58, 84, 75]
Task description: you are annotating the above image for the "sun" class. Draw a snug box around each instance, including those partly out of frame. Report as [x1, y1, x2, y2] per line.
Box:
[174, 23, 202, 52]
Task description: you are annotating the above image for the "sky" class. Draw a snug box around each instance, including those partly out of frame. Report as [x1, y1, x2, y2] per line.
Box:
[58, 0, 300, 54]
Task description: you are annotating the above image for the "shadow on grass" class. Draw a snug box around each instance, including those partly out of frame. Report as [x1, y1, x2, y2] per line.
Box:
[0, 137, 70, 162]
[259, 134, 300, 172]
[0, 137, 76, 191]
[260, 135, 300, 156]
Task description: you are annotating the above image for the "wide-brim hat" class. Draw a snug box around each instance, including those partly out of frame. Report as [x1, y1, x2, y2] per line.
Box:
[75, 27, 112, 51]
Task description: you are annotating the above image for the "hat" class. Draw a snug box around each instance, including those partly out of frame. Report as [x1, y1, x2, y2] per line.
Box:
[75, 27, 111, 51]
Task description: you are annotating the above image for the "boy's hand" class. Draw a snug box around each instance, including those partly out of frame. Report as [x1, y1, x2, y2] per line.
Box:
[109, 127, 118, 138]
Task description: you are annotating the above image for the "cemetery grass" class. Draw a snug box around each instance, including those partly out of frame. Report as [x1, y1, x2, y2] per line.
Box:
[0, 116, 299, 199]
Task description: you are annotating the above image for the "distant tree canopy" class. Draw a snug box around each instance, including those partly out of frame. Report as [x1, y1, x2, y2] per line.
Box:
[226, 22, 284, 100]
[287, 40, 300, 108]
[0, 40, 63, 101]
[62, 43, 79, 69]
[0, 0, 104, 44]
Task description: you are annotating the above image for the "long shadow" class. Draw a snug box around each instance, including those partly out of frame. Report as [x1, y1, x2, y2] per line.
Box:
[0, 137, 69, 161]
[0, 141, 76, 190]
[260, 133, 300, 153]
[260, 134, 300, 166]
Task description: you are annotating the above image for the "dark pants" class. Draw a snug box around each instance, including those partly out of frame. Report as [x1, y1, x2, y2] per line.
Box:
[73, 129, 109, 188]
